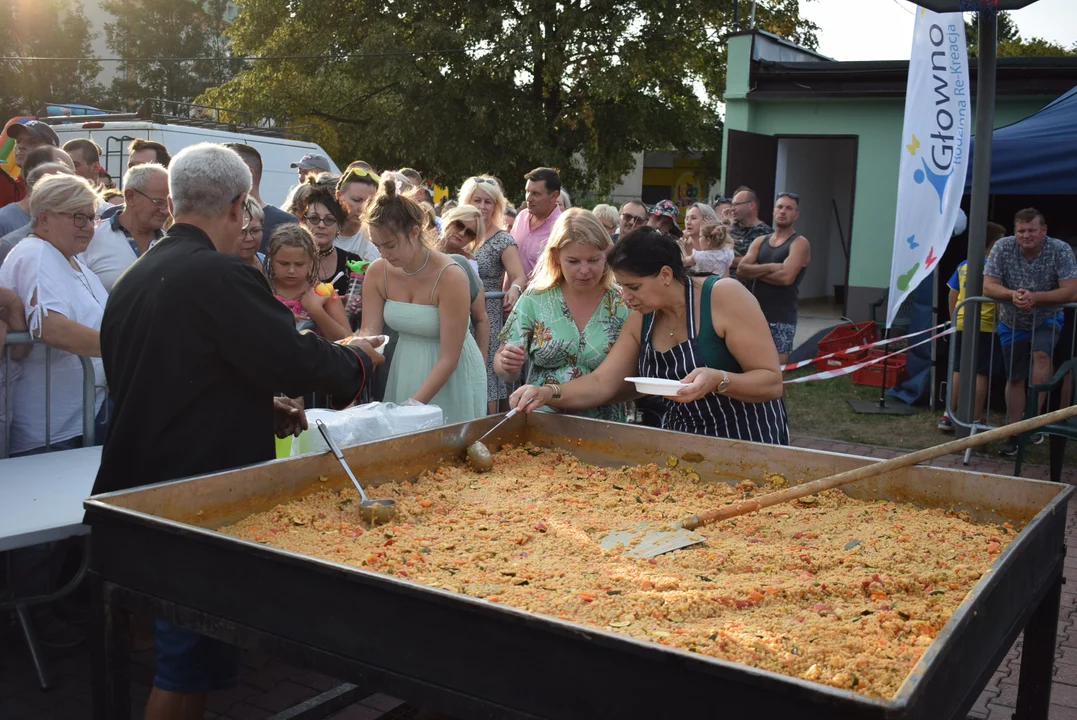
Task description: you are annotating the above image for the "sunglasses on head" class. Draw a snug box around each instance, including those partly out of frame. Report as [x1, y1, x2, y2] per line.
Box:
[342, 167, 380, 184]
[470, 177, 498, 187]
[713, 197, 731, 205]
[776, 192, 800, 202]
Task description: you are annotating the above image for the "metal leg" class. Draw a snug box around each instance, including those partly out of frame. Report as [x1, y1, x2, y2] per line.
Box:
[1049, 436, 1067, 484]
[963, 424, 978, 465]
[15, 601, 52, 690]
[1015, 573, 1062, 720]
[90, 574, 131, 720]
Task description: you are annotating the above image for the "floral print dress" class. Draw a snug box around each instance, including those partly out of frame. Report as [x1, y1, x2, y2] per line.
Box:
[499, 284, 629, 421]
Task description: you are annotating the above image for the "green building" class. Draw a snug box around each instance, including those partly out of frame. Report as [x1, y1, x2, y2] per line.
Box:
[720, 30, 1077, 321]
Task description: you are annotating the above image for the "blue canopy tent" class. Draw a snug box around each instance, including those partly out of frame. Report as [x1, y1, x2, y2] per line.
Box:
[963, 85, 1077, 195]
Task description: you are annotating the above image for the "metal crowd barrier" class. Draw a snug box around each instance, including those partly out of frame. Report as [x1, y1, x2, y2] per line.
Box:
[2, 331, 99, 459]
[944, 296, 1077, 464]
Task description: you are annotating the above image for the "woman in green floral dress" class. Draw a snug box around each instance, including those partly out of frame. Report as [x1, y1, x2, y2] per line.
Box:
[494, 208, 629, 421]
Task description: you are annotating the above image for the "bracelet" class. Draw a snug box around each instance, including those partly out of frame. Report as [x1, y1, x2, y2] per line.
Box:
[511, 284, 523, 294]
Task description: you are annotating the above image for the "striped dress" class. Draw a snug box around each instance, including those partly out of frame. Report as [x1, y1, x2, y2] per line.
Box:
[639, 277, 789, 444]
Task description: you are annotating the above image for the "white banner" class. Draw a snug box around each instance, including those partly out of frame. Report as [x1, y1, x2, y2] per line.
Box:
[886, 8, 971, 328]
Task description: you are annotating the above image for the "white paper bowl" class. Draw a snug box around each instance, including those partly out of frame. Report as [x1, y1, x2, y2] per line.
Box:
[625, 377, 685, 397]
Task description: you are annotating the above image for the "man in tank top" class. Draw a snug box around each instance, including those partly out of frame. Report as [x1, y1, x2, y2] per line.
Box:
[736, 192, 811, 363]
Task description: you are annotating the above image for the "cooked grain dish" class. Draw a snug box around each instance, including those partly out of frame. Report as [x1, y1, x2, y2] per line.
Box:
[220, 446, 1017, 698]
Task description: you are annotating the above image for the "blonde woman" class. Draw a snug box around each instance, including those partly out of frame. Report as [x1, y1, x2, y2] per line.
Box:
[459, 174, 527, 411]
[436, 204, 490, 364]
[359, 178, 486, 423]
[494, 208, 629, 421]
[684, 221, 736, 278]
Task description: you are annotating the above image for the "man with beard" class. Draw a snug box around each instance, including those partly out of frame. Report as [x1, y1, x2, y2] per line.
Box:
[737, 192, 811, 364]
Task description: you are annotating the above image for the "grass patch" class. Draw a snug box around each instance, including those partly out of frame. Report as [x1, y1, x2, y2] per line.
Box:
[783, 368, 1071, 467]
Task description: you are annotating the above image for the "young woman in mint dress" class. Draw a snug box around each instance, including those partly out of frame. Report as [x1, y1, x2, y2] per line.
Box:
[359, 178, 486, 424]
[494, 208, 629, 421]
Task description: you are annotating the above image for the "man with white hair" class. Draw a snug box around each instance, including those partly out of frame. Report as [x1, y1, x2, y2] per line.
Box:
[92, 143, 384, 720]
[81, 162, 171, 290]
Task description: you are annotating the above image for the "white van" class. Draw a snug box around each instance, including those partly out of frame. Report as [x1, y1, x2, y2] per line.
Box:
[44, 111, 340, 207]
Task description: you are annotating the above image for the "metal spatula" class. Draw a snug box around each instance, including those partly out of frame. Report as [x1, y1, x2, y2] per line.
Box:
[601, 404, 1077, 558]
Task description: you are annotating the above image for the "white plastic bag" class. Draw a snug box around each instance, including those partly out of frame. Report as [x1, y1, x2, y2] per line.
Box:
[385, 402, 443, 435]
[291, 403, 393, 456]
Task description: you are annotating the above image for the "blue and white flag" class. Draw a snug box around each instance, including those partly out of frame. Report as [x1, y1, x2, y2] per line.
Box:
[886, 7, 972, 328]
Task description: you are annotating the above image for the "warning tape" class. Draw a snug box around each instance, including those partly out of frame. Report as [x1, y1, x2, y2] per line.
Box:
[780, 322, 950, 372]
[783, 327, 956, 385]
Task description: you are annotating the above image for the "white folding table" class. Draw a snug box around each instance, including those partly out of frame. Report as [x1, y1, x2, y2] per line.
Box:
[1, 446, 102, 689]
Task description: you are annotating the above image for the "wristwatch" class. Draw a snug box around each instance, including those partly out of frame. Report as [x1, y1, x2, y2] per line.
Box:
[548, 384, 562, 399]
[714, 370, 730, 395]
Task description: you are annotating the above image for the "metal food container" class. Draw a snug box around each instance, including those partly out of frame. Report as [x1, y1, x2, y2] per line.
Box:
[85, 414, 1071, 720]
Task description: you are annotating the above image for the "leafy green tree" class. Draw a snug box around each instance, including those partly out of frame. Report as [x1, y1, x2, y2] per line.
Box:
[0, 0, 102, 119]
[966, 11, 1075, 58]
[200, 0, 817, 196]
[102, 0, 243, 109]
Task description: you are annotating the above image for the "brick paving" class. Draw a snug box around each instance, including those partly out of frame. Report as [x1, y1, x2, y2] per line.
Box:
[0, 435, 1075, 719]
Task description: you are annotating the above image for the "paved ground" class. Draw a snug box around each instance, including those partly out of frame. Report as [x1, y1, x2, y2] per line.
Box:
[1, 435, 1075, 719]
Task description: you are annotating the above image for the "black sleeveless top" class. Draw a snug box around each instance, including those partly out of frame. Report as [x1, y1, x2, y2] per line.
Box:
[639, 277, 789, 444]
[751, 233, 806, 325]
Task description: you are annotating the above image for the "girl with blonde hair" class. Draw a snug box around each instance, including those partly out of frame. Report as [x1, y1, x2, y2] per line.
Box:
[493, 208, 629, 421]
[684, 221, 735, 277]
[459, 174, 527, 411]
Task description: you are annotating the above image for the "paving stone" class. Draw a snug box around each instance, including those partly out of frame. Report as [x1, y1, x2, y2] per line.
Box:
[205, 683, 259, 714]
[329, 704, 387, 720]
[984, 702, 1016, 720]
[362, 693, 406, 712]
[225, 701, 274, 720]
[994, 679, 1020, 708]
[1052, 682, 1077, 709]
[1054, 662, 1077, 685]
[247, 680, 318, 712]
[969, 687, 999, 717]
[290, 670, 342, 693]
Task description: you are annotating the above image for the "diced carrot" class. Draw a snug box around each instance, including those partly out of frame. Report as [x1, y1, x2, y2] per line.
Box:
[579, 593, 597, 602]
[487, 596, 500, 602]
[420, 500, 433, 508]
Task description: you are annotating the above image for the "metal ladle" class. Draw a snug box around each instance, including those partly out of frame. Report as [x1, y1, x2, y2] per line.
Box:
[316, 420, 396, 525]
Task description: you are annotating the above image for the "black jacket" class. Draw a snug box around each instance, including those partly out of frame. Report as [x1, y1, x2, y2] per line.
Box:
[93, 223, 371, 496]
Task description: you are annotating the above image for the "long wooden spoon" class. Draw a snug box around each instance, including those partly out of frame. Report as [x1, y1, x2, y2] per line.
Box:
[601, 403, 1077, 558]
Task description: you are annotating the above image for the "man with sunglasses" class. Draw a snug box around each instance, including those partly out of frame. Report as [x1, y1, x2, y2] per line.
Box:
[83, 163, 170, 291]
[737, 192, 810, 364]
[729, 187, 772, 278]
[617, 199, 648, 241]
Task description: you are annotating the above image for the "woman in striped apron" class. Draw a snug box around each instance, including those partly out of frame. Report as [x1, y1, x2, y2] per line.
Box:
[509, 227, 788, 444]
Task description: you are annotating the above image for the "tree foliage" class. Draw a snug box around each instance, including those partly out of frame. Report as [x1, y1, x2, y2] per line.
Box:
[200, 0, 818, 197]
[102, 0, 243, 109]
[0, 0, 102, 118]
[966, 11, 1076, 59]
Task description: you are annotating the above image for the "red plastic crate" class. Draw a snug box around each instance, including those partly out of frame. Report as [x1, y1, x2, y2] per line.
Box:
[851, 349, 906, 388]
[815, 321, 878, 371]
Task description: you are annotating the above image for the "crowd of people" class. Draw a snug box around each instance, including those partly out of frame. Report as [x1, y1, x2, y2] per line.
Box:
[0, 130, 817, 461]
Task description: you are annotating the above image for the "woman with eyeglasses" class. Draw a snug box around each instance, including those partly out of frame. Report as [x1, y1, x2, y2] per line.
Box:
[436, 205, 490, 365]
[684, 221, 735, 278]
[360, 178, 486, 423]
[0, 174, 109, 455]
[494, 209, 629, 422]
[591, 204, 619, 238]
[290, 181, 361, 302]
[234, 196, 266, 271]
[508, 227, 788, 445]
[459, 175, 527, 413]
[334, 167, 381, 261]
